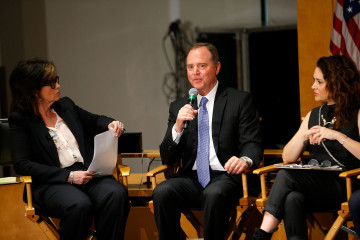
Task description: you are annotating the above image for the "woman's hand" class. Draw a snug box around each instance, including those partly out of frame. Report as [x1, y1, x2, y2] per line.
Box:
[308, 125, 340, 145]
[68, 171, 95, 185]
[67, 171, 95, 185]
[108, 120, 125, 138]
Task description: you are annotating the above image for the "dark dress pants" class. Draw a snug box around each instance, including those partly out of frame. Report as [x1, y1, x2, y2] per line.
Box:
[153, 171, 242, 240]
[264, 169, 346, 240]
[40, 176, 129, 240]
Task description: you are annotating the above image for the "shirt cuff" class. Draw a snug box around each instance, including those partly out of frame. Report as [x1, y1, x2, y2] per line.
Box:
[172, 126, 183, 144]
[241, 156, 253, 167]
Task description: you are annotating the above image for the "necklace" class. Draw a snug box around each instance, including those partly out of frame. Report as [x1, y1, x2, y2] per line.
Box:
[46, 109, 55, 122]
[47, 113, 54, 121]
[318, 105, 345, 168]
[320, 114, 336, 129]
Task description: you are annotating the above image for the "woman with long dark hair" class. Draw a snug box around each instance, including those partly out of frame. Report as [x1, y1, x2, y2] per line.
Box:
[252, 55, 360, 240]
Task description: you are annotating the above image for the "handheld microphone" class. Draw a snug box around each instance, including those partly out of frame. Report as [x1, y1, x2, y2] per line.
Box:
[184, 88, 198, 129]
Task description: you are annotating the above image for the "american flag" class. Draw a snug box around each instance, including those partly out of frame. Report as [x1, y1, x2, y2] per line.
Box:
[330, 0, 360, 70]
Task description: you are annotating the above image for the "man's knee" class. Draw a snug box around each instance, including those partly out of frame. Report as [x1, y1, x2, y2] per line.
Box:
[153, 181, 174, 201]
[201, 185, 230, 207]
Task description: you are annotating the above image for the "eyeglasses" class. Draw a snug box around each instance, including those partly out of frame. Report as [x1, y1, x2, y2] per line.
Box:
[42, 76, 60, 89]
[307, 159, 332, 167]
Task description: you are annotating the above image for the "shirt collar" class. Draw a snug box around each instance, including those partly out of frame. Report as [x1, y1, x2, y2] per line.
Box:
[197, 81, 218, 106]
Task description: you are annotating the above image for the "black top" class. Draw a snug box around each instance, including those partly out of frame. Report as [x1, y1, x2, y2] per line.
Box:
[307, 103, 360, 170]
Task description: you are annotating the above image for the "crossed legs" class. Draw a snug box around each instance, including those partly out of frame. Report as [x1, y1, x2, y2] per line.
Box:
[257, 170, 345, 240]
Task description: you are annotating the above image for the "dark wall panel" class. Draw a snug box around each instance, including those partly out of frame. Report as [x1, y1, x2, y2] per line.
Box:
[197, 28, 300, 148]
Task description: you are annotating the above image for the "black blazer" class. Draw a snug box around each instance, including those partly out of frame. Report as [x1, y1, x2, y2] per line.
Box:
[160, 83, 263, 196]
[9, 97, 114, 204]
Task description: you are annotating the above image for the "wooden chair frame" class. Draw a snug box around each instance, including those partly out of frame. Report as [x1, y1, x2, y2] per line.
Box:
[324, 168, 360, 239]
[253, 163, 360, 239]
[20, 156, 130, 240]
[146, 165, 260, 240]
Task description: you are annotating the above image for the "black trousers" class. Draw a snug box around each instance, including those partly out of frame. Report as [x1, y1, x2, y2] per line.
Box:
[264, 169, 346, 240]
[40, 176, 129, 240]
[152, 171, 242, 240]
[349, 189, 360, 235]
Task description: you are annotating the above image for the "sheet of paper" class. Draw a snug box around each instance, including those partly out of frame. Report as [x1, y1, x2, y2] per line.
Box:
[274, 164, 342, 171]
[0, 177, 19, 185]
[88, 130, 118, 176]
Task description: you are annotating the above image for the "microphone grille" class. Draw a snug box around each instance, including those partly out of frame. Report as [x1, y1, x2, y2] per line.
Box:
[188, 88, 198, 96]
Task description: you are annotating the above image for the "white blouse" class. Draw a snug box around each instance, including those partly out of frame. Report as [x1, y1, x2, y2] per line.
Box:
[47, 111, 84, 168]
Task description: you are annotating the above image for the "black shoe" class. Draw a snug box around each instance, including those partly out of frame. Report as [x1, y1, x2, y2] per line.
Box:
[251, 228, 273, 240]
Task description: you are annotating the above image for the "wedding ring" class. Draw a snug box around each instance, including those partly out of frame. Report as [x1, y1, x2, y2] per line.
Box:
[235, 165, 239, 169]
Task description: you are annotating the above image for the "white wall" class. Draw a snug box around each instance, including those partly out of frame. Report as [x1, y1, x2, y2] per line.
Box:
[1, 0, 297, 172]
[45, 1, 171, 149]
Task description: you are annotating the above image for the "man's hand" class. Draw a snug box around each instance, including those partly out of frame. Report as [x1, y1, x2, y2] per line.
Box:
[174, 104, 198, 132]
[224, 156, 249, 174]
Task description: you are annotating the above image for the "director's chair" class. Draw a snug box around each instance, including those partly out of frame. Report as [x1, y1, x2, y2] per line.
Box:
[21, 157, 130, 240]
[324, 168, 360, 240]
[253, 161, 360, 240]
[146, 163, 262, 240]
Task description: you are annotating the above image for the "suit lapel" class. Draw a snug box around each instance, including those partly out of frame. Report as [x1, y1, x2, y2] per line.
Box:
[212, 83, 228, 154]
[29, 117, 60, 166]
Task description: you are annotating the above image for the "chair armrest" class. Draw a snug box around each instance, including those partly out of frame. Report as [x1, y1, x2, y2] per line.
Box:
[340, 168, 360, 178]
[118, 164, 130, 176]
[21, 175, 32, 183]
[252, 164, 281, 212]
[116, 165, 130, 190]
[146, 165, 170, 177]
[20, 176, 36, 218]
[252, 164, 280, 175]
[338, 168, 360, 201]
[146, 165, 170, 189]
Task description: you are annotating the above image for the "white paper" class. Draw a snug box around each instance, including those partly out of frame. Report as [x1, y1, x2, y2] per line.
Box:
[274, 164, 342, 171]
[88, 130, 118, 176]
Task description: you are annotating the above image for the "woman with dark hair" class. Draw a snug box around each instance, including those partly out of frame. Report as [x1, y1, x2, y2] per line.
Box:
[9, 58, 129, 240]
[252, 55, 360, 240]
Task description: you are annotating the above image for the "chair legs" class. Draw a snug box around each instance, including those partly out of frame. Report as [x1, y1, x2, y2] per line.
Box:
[306, 213, 328, 239]
[148, 200, 260, 240]
[324, 215, 347, 240]
[32, 216, 96, 240]
[228, 205, 262, 240]
[35, 216, 60, 240]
